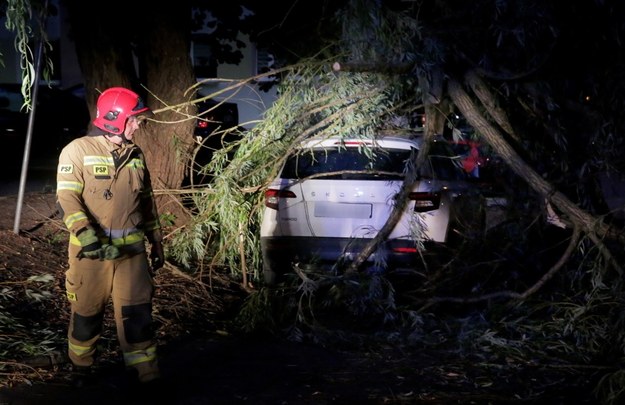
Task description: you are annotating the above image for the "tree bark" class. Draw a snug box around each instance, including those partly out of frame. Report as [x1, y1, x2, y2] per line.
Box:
[64, 0, 137, 118]
[64, 0, 197, 225]
[136, 1, 196, 224]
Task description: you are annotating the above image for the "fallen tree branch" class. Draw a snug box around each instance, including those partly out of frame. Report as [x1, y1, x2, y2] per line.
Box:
[465, 70, 520, 144]
[345, 67, 444, 273]
[420, 224, 581, 309]
[448, 74, 622, 277]
[516, 224, 581, 299]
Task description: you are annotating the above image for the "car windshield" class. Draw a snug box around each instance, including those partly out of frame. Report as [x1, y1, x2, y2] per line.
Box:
[281, 147, 413, 180]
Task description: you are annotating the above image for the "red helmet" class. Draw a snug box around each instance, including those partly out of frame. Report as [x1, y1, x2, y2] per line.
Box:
[93, 87, 152, 135]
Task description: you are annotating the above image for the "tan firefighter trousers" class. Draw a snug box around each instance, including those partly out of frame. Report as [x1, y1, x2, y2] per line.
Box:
[65, 243, 159, 382]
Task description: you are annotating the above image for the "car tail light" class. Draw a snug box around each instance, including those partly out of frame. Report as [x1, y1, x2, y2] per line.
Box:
[392, 246, 417, 253]
[408, 191, 441, 212]
[197, 120, 209, 129]
[265, 189, 296, 210]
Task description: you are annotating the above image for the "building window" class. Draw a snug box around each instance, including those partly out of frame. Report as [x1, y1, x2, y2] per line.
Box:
[255, 48, 275, 82]
[191, 36, 217, 79]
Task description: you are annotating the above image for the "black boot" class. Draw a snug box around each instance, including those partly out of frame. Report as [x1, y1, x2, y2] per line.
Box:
[70, 365, 94, 388]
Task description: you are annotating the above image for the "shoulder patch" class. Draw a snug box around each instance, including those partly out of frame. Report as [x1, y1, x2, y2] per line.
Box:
[58, 164, 73, 174]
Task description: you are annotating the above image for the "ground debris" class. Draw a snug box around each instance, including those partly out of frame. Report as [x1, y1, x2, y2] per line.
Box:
[0, 193, 607, 404]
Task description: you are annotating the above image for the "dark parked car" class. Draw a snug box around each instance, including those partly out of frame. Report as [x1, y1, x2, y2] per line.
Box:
[194, 99, 239, 138]
[186, 99, 242, 186]
[1, 83, 90, 168]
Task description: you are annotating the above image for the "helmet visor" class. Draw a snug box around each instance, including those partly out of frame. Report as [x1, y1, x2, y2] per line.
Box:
[130, 97, 154, 118]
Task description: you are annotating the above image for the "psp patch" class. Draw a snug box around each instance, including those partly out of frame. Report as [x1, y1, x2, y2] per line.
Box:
[58, 164, 73, 174]
[66, 291, 77, 302]
[93, 165, 109, 176]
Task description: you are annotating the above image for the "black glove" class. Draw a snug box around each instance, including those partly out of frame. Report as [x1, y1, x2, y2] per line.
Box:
[149, 241, 165, 271]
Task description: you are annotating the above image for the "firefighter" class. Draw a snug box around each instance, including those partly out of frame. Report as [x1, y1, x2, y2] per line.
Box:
[56, 87, 165, 386]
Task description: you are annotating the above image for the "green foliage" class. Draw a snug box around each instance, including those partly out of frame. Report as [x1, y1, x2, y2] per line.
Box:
[3, 0, 54, 110]
[596, 370, 625, 405]
[168, 1, 429, 280]
[165, 1, 625, 400]
[339, 0, 421, 66]
[235, 269, 408, 347]
[159, 212, 176, 227]
[168, 211, 218, 269]
[168, 60, 418, 278]
[4, 0, 35, 104]
[0, 272, 61, 368]
[228, 203, 625, 402]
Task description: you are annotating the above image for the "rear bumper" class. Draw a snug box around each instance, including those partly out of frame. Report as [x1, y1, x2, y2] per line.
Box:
[261, 236, 442, 281]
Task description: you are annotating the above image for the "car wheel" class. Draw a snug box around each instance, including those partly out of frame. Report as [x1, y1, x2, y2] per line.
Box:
[263, 264, 278, 286]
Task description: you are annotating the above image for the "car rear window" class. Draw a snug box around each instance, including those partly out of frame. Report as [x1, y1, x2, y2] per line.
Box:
[281, 147, 413, 180]
[281, 141, 464, 181]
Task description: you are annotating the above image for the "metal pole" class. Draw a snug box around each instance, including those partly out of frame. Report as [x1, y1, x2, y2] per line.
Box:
[13, 3, 48, 234]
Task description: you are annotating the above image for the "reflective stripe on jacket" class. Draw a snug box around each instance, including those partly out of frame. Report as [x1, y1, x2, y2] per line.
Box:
[56, 134, 161, 248]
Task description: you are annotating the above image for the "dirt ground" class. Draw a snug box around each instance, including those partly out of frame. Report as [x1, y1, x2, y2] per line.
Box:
[0, 192, 600, 404]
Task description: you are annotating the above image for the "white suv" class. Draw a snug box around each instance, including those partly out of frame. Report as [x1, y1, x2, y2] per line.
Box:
[260, 133, 471, 284]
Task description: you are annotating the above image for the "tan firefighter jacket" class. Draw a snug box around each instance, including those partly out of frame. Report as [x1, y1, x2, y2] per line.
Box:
[56, 133, 162, 252]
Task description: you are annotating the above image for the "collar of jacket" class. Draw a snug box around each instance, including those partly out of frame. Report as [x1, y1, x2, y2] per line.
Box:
[88, 128, 135, 148]
[88, 128, 108, 137]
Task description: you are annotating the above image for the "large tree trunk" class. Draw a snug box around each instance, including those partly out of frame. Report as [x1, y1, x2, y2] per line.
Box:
[135, 1, 196, 224]
[63, 0, 137, 118]
[64, 0, 196, 225]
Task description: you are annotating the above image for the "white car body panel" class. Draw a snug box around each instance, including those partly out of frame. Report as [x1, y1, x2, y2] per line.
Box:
[260, 137, 458, 243]
[260, 178, 452, 242]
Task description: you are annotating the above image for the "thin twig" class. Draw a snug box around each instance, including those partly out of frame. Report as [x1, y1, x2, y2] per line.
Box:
[421, 225, 582, 308]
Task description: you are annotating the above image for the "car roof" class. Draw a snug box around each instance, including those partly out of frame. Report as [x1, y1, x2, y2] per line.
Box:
[296, 132, 448, 151]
